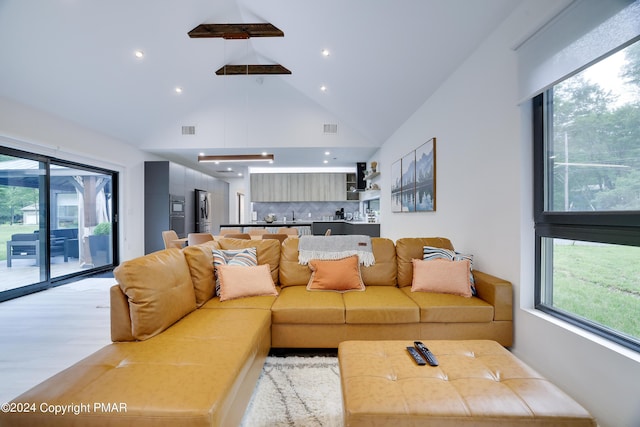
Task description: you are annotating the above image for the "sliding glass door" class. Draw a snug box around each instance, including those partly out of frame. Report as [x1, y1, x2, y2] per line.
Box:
[0, 147, 117, 301]
[0, 153, 46, 291]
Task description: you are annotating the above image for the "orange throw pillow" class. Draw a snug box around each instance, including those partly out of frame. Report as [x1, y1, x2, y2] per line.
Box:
[217, 264, 278, 301]
[307, 255, 365, 292]
[411, 258, 472, 297]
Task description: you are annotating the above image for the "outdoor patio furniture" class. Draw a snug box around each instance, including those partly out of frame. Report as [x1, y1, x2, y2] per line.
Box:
[6, 233, 39, 267]
[7, 232, 73, 267]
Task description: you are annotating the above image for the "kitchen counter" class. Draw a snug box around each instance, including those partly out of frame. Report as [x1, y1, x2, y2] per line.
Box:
[220, 222, 312, 228]
[310, 221, 380, 237]
[218, 221, 379, 237]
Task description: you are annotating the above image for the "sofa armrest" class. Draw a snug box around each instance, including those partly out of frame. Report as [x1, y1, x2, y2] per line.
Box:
[472, 271, 513, 321]
[110, 285, 135, 342]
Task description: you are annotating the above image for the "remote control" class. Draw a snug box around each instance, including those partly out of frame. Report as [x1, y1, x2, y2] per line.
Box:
[414, 341, 439, 366]
[406, 346, 426, 365]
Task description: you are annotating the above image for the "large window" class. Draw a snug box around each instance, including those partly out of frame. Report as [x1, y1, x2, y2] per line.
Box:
[534, 40, 640, 351]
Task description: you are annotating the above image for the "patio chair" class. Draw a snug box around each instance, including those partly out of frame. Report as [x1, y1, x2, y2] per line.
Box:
[6, 233, 39, 267]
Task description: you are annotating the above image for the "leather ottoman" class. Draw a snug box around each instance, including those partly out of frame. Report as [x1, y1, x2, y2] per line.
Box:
[338, 340, 596, 427]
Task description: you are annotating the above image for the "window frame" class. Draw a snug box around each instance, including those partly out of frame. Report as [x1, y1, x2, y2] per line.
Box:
[533, 91, 640, 353]
[0, 145, 119, 302]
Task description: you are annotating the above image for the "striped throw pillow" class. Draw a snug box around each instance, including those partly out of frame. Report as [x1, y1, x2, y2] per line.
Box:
[212, 247, 258, 296]
[423, 246, 477, 296]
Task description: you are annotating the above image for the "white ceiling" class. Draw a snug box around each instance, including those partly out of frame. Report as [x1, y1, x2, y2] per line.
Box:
[0, 0, 521, 178]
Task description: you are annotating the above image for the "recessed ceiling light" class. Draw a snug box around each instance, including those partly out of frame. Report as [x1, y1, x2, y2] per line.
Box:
[134, 50, 144, 59]
[325, 151, 330, 155]
[237, 172, 243, 176]
[320, 85, 327, 92]
[261, 152, 268, 156]
[321, 49, 330, 57]
[175, 87, 183, 94]
[323, 160, 329, 164]
[199, 152, 204, 156]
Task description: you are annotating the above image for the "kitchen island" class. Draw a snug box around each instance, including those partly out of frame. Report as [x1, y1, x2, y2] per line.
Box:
[310, 221, 380, 237]
[218, 221, 379, 237]
[219, 222, 313, 235]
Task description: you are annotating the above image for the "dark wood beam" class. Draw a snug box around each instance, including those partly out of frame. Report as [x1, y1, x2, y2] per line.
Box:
[188, 23, 284, 39]
[215, 64, 292, 76]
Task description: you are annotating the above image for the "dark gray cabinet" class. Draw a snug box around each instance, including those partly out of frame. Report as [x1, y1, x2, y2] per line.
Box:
[311, 221, 380, 237]
[144, 161, 229, 253]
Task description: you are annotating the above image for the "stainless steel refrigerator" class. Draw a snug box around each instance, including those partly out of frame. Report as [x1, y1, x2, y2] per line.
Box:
[195, 189, 213, 233]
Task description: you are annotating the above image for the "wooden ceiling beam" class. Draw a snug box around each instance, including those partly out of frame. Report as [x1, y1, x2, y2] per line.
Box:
[188, 23, 284, 39]
[215, 64, 292, 76]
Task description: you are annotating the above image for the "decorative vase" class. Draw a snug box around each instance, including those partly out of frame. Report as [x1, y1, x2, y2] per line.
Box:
[371, 161, 377, 173]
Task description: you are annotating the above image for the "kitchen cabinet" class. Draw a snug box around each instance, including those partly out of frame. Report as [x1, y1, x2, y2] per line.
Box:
[250, 173, 351, 202]
[144, 161, 229, 253]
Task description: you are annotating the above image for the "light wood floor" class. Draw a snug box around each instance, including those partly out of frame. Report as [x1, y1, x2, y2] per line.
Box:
[0, 277, 113, 403]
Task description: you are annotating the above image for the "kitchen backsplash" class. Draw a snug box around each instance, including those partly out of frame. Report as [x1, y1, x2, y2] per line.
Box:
[252, 201, 361, 222]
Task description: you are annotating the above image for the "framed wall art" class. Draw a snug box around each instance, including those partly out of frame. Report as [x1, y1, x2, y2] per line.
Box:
[415, 137, 436, 211]
[391, 159, 402, 212]
[391, 137, 436, 213]
[401, 151, 416, 212]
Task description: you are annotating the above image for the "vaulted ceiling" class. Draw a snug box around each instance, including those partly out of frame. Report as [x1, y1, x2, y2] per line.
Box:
[0, 0, 521, 177]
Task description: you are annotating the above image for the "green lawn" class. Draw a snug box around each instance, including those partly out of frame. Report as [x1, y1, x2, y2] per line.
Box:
[553, 243, 640, 340]
[0, 224, 39, 261]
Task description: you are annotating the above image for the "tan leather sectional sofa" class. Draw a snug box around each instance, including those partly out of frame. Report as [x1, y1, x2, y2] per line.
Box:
[1, 237, 512, 427]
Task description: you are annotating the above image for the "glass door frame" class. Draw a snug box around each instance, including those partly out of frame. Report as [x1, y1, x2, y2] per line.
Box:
[0, 146, 119, 302]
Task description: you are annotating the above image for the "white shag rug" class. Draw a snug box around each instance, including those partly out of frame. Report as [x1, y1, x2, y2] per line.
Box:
[240, 356, 343, 427]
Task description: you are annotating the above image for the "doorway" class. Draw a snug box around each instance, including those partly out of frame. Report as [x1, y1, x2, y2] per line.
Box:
[0, 147, 118, 301]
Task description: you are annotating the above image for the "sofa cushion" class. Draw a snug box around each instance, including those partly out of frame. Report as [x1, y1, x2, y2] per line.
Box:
[307, 255, 365, 293]
[423, 245, 477, 295]
[114, 248, 196, 340]
[213, 247, 258, 295]
[360, 238, 397, 286]
[401, 287, 494, 323]
[396, 237, 455, 287]
[271, 285, 345, 324]
[280, 237, 397, 288]
[279, 238, 313, 287]
[342, 286, 420, 324]
[218, 237, 281, 284]
[183, 240, 221, 307]
[412, 258, 473, 298]
[200, 293, 278, 310]
[217, 264, 278, 301]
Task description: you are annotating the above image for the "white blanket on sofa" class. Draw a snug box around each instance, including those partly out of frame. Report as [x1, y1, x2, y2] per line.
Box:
[298, 235, 375, 267]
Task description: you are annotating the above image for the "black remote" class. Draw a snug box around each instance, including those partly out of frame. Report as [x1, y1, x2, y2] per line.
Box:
[406, 346, 426, 365]
[414, 341, 439, 366]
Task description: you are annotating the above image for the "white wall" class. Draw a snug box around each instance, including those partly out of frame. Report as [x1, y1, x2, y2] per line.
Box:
[376, 2, 640, 426]
[0, 97, 155, 262]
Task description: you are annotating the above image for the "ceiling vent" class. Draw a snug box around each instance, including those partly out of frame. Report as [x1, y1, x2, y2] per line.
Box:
[182, 126, 196, 135]
[323, 123, 338, 134]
